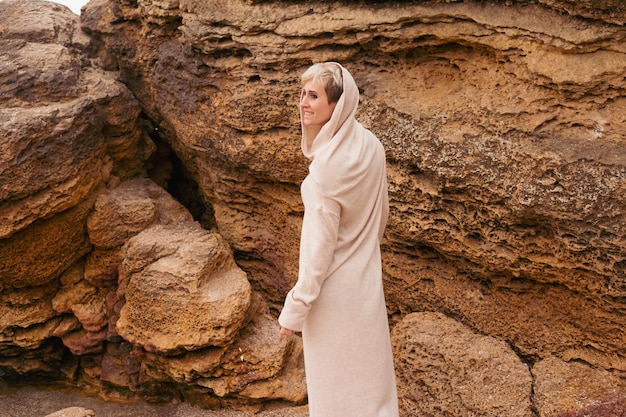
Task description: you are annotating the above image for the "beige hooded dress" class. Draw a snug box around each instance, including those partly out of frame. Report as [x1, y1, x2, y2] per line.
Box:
[279, 64, 399, 417]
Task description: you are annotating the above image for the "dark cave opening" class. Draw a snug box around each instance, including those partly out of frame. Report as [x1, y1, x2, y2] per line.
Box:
[145, 127, 217, 231]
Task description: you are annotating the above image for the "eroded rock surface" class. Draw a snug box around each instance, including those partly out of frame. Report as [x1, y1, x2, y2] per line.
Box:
[82, 0, 626, 372]
[532, 356, 626, 417]
[117, 222, 252, 353]
[392, 312, 533, 417]
[0, 0, 153, 381]
[1, 0, 626, 415]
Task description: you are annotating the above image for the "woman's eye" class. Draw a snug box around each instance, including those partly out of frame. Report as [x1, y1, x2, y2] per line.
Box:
[311, 94, 317, 99]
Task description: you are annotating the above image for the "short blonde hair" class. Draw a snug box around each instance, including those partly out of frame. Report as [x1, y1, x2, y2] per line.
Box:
[301, 62, 343, 103]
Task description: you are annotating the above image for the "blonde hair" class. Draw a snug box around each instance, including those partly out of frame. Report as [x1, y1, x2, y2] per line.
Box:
[301, 62, 343, 103]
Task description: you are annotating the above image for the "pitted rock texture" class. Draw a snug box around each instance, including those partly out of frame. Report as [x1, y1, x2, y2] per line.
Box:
[392, 312, 533, 417]
[532, 356, 626, 417]
[87, 178, 195, 250]
[0, 0, 154, 290]
[117, 222, 252, 353]
[1, 0, 626, 415]
[0, 1, 306, 407]
[83, 0, 626, 369]
[0, 0, 153, 384]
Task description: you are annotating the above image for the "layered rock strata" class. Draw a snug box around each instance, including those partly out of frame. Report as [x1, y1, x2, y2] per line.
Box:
[1, 0, 625, 415]
[0, 0, 305, 409]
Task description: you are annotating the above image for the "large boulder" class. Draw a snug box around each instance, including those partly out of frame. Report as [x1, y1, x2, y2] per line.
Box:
[392, 312, 533, 416]
[116, 222, 252, 353]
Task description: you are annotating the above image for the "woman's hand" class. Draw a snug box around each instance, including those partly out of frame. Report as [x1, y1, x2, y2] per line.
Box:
[279, 326, 294, 340]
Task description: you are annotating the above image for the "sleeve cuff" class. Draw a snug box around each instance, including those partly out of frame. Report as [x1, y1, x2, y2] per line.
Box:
[277, 290, 309, 332]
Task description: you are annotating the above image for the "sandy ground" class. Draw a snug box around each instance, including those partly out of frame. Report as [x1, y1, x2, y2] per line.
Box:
[0, 385, 308, 417]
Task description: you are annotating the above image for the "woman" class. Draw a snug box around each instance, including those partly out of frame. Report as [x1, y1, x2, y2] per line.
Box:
[278, 62, 399, 417]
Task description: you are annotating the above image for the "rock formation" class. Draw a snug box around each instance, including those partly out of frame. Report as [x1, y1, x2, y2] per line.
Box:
[1, 0, 625, 415]
[393, 312, 533, 416]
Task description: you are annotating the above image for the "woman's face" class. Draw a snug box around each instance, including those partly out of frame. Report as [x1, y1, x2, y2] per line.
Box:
[300, 79, 337, 130]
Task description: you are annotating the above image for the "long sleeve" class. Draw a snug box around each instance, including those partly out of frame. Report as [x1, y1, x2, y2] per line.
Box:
[278, 178, 341, 332]
[379, 160, 389, 242]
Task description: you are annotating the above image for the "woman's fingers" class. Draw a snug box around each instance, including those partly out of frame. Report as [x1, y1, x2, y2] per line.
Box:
[279, 326, 294, 340]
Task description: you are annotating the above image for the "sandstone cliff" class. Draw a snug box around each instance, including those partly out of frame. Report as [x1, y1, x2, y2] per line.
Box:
[1, 0, 625, 416]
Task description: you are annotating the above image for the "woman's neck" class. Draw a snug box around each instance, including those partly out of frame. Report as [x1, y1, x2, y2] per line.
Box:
[304, 125, 322, 147]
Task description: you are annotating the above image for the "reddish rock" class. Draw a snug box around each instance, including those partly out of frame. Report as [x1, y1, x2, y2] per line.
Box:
[533, 356, 626, 417]
[62, 328, 107, 356]
[557, 396, 626, 417]
[82, 0, 626, 377]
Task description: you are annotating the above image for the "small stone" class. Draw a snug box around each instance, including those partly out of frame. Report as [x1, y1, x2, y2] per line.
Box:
[44, 407, 95, 417]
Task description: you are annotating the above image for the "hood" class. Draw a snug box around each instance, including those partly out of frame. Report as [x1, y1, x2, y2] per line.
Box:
[301, 63, 360, 159]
